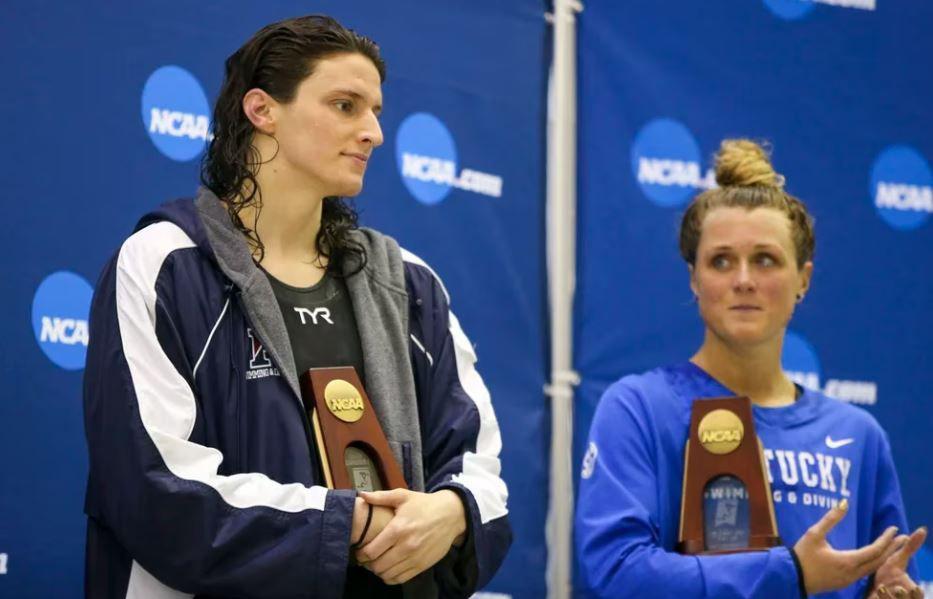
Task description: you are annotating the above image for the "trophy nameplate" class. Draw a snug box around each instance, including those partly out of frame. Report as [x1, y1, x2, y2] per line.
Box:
[677, 396, 781, 554]
[299, 367, 408, 492]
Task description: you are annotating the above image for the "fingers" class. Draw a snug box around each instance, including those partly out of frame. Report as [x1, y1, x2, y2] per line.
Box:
[890, 527, 928, 570]
[809, 498, 850, 539]
[874, 580, 923, 599]
[881, 534, 911, 565]
[361, 489, 409, 508]
[876, 584, 910, 599]
[847, 526, 899, 578]
[356, 520, 401, 564]
[380, 560, 420, 585]
[363, 543, 408, 577]
[388, 566, 420, 585]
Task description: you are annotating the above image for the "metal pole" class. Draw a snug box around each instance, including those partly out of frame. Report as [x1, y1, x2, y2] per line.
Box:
[545, 1, 582, 597]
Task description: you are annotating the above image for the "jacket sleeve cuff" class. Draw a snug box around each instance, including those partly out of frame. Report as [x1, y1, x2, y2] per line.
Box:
[788, 546, 808, 599]
[315, 489, 357, 599]
[431, 482, 480, 593]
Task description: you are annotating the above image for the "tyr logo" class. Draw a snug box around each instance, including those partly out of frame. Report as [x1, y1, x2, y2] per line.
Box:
[247, 328, 272, 370]
[294, 307, 334, 325]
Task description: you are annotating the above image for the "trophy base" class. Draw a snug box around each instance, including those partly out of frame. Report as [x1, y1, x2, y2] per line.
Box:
[677, 534, 783, 555]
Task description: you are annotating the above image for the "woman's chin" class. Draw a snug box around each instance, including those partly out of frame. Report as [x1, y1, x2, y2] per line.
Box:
[331, 180, 364, 198]
[716, 326, 774, 349]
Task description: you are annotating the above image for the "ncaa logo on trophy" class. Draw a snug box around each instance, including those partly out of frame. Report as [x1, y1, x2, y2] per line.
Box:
[870, 144, 932, 231]
[630, 118, 715, 208]
[698, 410, 744, 455]
[32, 271, 93, 370]
[324, 379, 365, 423]
[395, 112, 503, 205]
[141, 65, 212, 162]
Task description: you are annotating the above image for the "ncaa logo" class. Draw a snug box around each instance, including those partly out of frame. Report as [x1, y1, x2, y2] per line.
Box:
[782, 330, 821, 391]
[764, 0, 875, 19]
[630, 118, 714, 208]
[763, 0, 816, 20]
[142, 66, 211, 162]
[395, 112, 503, 205]
[32, 271, 93, 370]
[870, 145, 932, 231]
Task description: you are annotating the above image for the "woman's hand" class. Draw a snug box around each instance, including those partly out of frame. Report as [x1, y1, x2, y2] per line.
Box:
[350, 497, 394, 547]
[867, 526, 927, 599]
[354, 489, 467, 585]
[793, 499, 900, 595]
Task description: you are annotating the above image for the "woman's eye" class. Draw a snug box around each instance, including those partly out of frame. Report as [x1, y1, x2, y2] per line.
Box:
[757, 254, 778, 267]
[711, 255, 730, 270]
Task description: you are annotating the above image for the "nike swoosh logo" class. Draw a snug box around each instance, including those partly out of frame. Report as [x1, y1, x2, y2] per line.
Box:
[825, 436, 855, 449]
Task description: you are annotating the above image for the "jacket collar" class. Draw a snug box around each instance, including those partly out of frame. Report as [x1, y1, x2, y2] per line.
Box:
[193, 189, 426, 491]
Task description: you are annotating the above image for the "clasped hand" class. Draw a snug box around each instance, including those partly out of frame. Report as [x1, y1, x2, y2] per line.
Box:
[349, 489, 467, 586]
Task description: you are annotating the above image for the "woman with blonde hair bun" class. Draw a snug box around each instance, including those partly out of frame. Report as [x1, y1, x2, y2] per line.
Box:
[575, 139, 925, 598]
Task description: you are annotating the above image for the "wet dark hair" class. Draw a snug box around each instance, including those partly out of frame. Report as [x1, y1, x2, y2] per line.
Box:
[200, 15, 386, 271]
[679, 139, 815, 269]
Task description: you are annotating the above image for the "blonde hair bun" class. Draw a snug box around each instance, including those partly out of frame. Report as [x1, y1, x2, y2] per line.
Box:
[714, 138, 784, 188]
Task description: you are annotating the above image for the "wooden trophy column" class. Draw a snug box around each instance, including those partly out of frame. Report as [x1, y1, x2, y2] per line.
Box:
[300, 367, 407, 492]
[678, 396, 781, 554]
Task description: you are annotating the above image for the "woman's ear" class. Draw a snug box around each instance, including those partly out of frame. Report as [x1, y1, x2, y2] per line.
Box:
[688, 263, 698, 298]
[242, 88, 277, 135]
[798, 261, 813, 300]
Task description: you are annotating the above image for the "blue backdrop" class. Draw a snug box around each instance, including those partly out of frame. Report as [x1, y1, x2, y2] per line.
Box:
[575, 0, 932, 595]
[5, 0, 930, 597]
[1, 1, 547, 596]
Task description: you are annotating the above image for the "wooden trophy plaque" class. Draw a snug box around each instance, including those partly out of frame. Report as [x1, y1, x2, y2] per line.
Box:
[677, 396, 781, 554]
[299, 367, 408, 492]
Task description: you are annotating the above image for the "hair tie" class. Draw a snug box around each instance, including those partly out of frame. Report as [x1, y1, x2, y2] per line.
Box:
[352, 503, 374, 548]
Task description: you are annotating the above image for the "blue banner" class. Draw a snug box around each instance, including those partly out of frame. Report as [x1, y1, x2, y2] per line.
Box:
[575, 0, 932, 595]
[0, 1, 547, 596]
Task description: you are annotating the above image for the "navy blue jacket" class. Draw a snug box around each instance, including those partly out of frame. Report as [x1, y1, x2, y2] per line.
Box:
[83, 191, 511, 598]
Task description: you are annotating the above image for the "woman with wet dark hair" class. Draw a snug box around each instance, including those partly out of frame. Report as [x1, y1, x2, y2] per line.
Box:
[200, 15, 385, 271]
[575, 140, 924, 599]
[84, 15, 511, 598]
